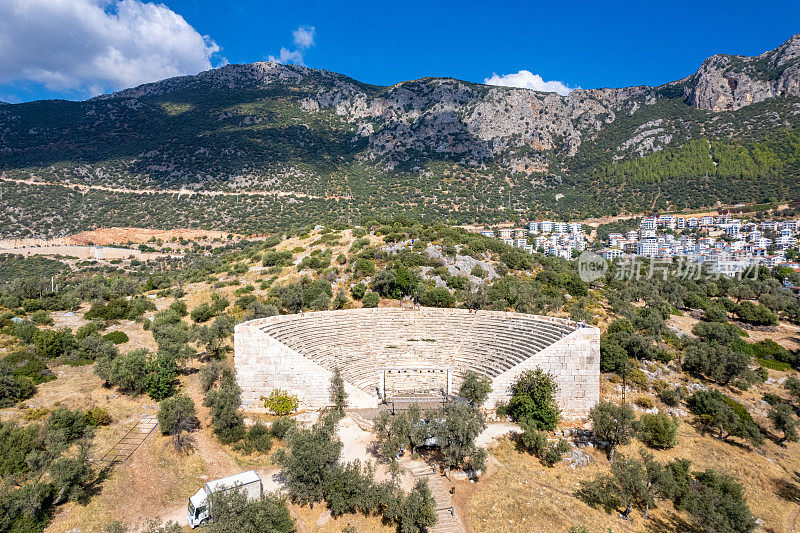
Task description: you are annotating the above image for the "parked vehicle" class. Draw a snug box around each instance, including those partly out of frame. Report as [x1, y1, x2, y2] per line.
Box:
[187, 470, 263, 528]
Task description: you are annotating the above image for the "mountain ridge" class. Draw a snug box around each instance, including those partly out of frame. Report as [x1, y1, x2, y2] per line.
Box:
[91, 33, 800, 109]
[0, 35, 798, 238]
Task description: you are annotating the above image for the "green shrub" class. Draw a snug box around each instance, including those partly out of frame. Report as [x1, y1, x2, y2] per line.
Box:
[353, 257, 375, 277]
[75, 323, 99, 341]
[30, 310, 53, 326]
[145, 354, 178, 401]
[419, 287, 455, 308]
[658, 386, 684, 407]
[270, 417, 297, 440]
[0, 366, 36, 407]
[263, 389, 299, 416]
[736, 301, 779, 326]
[508, 369, 560, 431]
[85, 407, 112, 427]
[191, 303, 215, 323]
[262, 250, 293, 267]
[237, 421, 272, 455]
[102, 331, 129, 345]
[757, 357, 792, 371]
[23, 408, 50, 420]
[33, 328, 77, 359]
[44, 407, 90, 452]
[634, 395, 655, 409]
[350, 282, 366, 301]
[1, 349, 54, 385]
[470, 265, 488, 279]
[517, 422, 571, 467]
[637, 413, 679, 448]
[361, 292, 380, 308]
[0, 421, 43, 478]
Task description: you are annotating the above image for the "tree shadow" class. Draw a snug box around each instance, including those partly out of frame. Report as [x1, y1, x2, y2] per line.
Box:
[78, 462, 115, 504]
[645, 512, 697, 533]
[774, 471, 800, 503]
[366, 441, 391, 464]
[687, 419, 753, 451]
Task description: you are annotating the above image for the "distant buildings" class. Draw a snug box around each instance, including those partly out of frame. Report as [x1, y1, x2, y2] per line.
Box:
[476, 211, 800, 276]
[598, 212, 800, 276]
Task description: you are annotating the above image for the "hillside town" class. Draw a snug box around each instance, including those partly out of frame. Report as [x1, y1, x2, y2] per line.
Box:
[480, 213, 800, 277]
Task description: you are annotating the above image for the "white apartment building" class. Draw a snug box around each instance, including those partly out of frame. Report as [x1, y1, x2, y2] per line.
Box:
[641, 217, 657, 230]
[725, 224, 741, 236]
[637, 239, 659, 256]
[761, 221, 778, 231]
[598, 248, 625, 260]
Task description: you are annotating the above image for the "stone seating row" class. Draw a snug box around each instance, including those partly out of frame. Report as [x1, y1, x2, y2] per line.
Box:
[251, 309, 577, 395]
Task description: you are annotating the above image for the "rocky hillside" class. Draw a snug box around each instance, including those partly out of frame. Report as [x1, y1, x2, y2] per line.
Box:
[0, 35, 799, 237]
[681, 34, 800, 111]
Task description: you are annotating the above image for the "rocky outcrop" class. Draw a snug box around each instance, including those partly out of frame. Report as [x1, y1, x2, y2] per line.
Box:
[88, 35, 798, 171]
[681, 34, 800, 111]
[2, 33, 798, 198]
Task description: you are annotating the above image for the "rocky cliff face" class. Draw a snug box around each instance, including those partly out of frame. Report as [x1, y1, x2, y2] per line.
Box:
[1, 38, 799, 236]
[99, 61, 650, 171]
[94, 35, 798, 172]
[1, 34, 798, 201]
[682, 34, 800, 111]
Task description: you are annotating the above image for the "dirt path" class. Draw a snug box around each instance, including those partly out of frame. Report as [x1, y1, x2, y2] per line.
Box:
[788, 504, 800, 533]
[0, 174, 322, 199]
[159, 369, 285, 526]
[475, 423, 520, 448]
[185, 374, 241, 476]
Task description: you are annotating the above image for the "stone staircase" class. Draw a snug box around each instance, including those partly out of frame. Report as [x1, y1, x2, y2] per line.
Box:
[408, 464, 462, 533]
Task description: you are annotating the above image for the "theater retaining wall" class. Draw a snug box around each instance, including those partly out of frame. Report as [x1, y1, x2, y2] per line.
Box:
[234, 309, 599, 418]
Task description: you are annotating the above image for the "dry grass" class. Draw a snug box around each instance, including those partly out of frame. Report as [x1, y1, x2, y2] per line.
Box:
[67, 227, 235, 246]
[468, 419, 800, 533]
[288, 502, 395, 533]
[49, 431, 207, 532]
[7, 364, 146, 418]
[668, 314, 800, 352]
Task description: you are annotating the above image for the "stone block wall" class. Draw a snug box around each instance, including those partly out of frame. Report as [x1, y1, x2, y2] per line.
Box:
[485, 326, 600, 419]
[234, 322, 379, 412]
[234, 310, 599, 419]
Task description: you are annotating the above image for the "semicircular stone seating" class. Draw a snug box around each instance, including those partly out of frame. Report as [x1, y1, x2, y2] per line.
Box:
[253, 307, 576, 397]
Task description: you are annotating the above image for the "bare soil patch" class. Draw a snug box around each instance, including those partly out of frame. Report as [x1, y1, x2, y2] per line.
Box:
[66, 227, 236, 246]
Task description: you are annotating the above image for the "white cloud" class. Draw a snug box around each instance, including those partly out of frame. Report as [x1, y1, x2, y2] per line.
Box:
[269, 25, 315, 65]
[0, 0, 223, 96]
[484, 70, 576, 96]
[292, 26, 315, 49]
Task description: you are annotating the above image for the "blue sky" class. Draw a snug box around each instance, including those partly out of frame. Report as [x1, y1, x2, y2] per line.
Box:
[1, 0, 798, 103]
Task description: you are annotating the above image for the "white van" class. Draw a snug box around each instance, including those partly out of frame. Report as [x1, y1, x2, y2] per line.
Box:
[187, 470, 263, 528]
